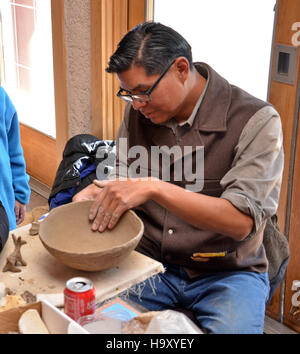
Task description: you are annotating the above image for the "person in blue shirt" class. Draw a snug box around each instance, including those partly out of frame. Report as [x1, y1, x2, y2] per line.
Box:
[0, 86, 31, 251]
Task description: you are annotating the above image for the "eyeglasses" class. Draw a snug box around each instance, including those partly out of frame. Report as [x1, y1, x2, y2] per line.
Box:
[117, 59, 176, 103]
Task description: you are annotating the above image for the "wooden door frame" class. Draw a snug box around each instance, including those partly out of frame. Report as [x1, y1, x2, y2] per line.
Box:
[91, 0, 153, 140]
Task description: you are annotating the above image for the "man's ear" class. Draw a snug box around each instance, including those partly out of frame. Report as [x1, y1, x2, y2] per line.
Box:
[173, 57, 190, 83]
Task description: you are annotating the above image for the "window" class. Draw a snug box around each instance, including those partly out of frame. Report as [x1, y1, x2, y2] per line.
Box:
[0, 0, 55, 137]
[154, 0, 275, 100]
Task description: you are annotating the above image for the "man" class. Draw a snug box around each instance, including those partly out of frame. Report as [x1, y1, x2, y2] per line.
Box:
[74, 22, 283, 333]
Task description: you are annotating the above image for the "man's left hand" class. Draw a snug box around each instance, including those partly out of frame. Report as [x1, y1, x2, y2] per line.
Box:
[89, 178, 159, 232]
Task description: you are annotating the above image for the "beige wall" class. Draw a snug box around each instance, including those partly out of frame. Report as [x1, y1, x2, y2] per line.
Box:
[64, 0, 92, 138]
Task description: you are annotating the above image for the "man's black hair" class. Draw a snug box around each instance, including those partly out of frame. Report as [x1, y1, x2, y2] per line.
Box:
[106, 22, 193, 75]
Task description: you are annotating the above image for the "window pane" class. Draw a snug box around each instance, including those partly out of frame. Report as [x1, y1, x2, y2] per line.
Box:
[13, 0, 35, 7]
[18, 66, 32, 92]
[154, 0, 275, 100]
[12, 4, 35, 67]
[1, 0, 55, 137]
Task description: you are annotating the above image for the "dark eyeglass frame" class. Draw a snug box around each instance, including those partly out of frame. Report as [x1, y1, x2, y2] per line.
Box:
[117, 59, 176, 103]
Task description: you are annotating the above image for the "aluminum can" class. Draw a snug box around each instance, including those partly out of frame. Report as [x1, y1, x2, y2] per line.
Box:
[64, 277, 96, 321]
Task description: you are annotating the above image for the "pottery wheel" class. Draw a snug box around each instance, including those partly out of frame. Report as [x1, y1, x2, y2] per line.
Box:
[0, 224, 164, 307]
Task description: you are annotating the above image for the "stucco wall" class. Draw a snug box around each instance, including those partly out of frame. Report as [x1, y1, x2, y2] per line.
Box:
[64, 0, 91, 138]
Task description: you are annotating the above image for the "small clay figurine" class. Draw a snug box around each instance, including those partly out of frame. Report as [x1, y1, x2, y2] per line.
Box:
[2, 234, 27, 273]
[29, 221, 40, 236]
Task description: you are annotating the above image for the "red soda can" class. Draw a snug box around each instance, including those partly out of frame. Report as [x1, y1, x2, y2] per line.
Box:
[64, 277, 96, 321]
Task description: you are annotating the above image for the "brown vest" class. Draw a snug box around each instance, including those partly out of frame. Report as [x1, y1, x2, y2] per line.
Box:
[124, 63, 270, 278]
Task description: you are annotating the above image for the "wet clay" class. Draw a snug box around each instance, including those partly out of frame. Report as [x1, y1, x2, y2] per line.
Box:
[2, 234, 27, 273]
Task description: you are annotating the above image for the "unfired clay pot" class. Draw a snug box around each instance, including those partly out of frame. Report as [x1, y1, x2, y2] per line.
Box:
[39, 201, 144, 271]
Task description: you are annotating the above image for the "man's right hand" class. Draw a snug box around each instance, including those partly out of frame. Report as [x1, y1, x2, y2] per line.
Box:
[72, 183, 102, 202]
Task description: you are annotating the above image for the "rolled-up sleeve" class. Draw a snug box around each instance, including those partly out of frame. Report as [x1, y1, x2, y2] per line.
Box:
[220, 106, 284, 236]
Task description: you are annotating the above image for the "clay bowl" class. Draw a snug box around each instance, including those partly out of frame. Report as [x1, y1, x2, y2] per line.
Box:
[39, 200, 144, 271]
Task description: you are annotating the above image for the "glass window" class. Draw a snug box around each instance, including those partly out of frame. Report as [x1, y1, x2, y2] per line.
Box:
[154, 0, 275, 100]
[0, 0, 55, 137]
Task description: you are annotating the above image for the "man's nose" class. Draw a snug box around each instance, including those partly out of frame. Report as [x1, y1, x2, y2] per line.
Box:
[132, 99, 147, 111]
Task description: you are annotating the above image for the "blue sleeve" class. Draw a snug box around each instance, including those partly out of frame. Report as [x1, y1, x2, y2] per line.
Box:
[5, 97, 31, 205]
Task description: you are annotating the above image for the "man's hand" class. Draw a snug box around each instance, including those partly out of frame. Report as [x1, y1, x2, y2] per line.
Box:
[89, 178, 159, 232]
[15, 200, 26, 225]
[72, 183, 103, 202]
